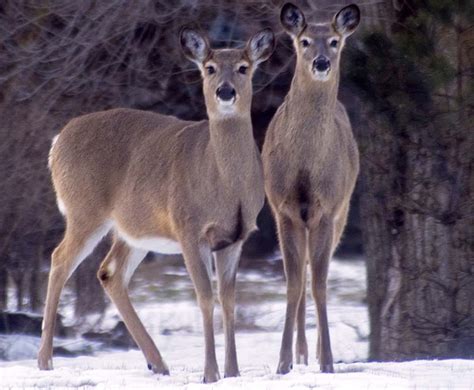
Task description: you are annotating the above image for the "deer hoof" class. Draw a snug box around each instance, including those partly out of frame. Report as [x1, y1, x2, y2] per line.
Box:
[295, 352, 308, 365]
[224, 369, 240, 378]
[38, 357, 53, 371]
[147, 362, 170, 375]
[203, 370, 220, 383]
[320, 363, 334, 373]
[277, 361, 293, 375]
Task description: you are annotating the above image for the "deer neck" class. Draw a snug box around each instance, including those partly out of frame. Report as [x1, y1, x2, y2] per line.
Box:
[207, 114, 258, 189]
[286, 64, 340, 135]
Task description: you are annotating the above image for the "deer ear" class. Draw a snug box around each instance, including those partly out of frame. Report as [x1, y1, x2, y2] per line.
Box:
[180, 27, 210, 64]
[333, 4, 360, 37]
[280, 3, 306, 37]
[247, 28, 275, 65]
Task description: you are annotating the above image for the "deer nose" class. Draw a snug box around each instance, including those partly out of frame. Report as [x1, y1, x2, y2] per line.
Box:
[313, 56, 330, 72]
[216, 83, 236, 102]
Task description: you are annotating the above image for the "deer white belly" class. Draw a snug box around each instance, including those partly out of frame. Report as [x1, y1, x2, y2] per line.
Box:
[117, 229, 182, 254]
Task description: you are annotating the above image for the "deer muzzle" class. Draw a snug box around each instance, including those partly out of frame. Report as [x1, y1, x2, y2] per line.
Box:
[216, 83, 236, 105]
[312, 55, 331, 80]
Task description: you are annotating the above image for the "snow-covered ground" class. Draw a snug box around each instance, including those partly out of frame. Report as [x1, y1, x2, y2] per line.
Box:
[2, 344, 473, 389]
[1, 257, 473, 388]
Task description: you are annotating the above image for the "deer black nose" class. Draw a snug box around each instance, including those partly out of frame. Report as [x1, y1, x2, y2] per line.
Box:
[313, 56, 330, 72]
[216, 84, 236, 101]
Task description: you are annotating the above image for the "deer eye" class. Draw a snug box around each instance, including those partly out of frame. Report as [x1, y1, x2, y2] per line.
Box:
[238, 65, 248, 75]
[330, 39, 339, 48]
[205, 65, 216, 75]
[301, 39, 310, 48]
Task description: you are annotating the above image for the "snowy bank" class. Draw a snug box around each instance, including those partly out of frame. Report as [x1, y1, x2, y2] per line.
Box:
[1, 348, 472, 389]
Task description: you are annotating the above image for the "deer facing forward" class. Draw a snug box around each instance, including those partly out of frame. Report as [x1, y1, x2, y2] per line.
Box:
[262, 3, 360, 374]
[38, 27, 274, 383]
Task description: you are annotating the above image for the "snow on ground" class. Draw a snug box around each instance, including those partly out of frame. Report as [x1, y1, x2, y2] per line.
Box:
[1, 348, 472, 389]
[1, 257, 473, 388]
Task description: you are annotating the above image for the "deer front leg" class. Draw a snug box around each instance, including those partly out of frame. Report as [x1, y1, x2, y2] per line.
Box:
[97, 238, 169, 375]
[181, 240, 219, 383]
[308, 216, 334, 373]
[214, 241, 243, 378]
[276, 214, 307, 375]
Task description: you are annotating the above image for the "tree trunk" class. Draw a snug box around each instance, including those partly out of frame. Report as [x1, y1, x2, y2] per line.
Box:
[355, 1, 474, 360]
[29, 243, 43, 313]
[15, 274, 24, 311]
[0, 267, 8, 311]
[362, 126, 474, 359]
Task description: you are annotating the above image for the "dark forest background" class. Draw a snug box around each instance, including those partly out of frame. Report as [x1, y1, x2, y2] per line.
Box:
[0, 0, 472, 361]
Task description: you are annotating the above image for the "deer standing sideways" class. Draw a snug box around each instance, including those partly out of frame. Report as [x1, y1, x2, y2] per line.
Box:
[262, 4, 360, 374]
[38, 27, 274, 383]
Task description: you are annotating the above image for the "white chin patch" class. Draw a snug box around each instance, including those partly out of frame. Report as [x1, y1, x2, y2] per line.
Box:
[217, 97, 236, 111]
[312, 70, 330, 81]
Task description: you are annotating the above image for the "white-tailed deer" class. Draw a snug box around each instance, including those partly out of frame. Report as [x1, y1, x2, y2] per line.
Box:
[38, 27, 274, 383]
[262, 3, 360, 374]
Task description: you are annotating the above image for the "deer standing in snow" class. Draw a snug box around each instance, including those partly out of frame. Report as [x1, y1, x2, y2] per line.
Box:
[262, 3, 360, 374]
[38, 27, 274, 383]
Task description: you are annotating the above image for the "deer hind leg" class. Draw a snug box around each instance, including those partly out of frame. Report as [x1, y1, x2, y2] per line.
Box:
[214, 241, 243, 378]
[97, 237, 169, 375]
[38, 218, 111, 370]
[308, 215, 334, 373]
[276, 214, 307, 375]
[181, 239, 219, 383]
[295, 270, 308, 365]
[333, 201, 350, 252]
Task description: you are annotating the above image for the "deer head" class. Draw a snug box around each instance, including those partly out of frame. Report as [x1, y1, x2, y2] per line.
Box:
[180, 27, 274, 117]
[281, 3, 360, 82]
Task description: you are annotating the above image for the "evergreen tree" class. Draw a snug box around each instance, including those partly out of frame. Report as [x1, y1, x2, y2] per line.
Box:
[344, 0, 474, 360]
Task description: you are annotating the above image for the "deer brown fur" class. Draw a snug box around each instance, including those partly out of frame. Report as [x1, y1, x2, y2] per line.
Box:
[38, 27, 274, 383]
[262, 3, 361, 374]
